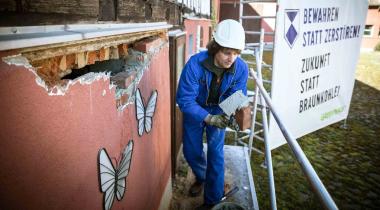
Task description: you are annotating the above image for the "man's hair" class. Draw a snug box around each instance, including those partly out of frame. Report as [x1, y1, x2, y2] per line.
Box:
[206, 39, 223, 56]
[206, 39, 241, 56]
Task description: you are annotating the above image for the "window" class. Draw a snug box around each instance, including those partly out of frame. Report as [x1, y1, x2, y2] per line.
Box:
[199, 26, 204, 48]
[188, 34, 194, 57]
[364, 25, 373, 37]
[196, 25, 203, 52]
[176, 44, 185, 84]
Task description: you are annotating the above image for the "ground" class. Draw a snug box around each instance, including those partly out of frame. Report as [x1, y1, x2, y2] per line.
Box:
[170, 146, 251, 210]
[250, 51, 380, 210]
[170, 154, 204, 210]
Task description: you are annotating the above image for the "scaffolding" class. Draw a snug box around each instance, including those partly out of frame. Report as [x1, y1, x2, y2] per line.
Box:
[228, 1, 339, 209]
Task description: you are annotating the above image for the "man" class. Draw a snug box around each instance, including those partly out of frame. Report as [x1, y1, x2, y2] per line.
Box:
[176, 19, 248, 209]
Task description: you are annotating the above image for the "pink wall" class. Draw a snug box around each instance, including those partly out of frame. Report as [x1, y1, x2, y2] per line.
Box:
[0, 44, 171, 209]
[184, 18, 212, 60]
[361, 6, 380, 50]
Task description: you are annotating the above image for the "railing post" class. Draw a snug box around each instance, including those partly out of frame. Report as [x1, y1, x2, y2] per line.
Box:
[249, 70, 339, 210]
[255, 29, 277, 210]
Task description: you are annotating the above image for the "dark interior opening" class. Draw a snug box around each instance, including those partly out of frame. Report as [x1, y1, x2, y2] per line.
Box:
[62, 58, 125, 80]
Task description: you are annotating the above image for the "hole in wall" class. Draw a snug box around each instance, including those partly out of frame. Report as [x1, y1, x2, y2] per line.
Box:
[61, 58, 126, 80]
[15, 35, 167, 110]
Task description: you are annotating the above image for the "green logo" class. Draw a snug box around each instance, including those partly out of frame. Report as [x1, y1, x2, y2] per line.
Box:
[320, 106, 345, 121]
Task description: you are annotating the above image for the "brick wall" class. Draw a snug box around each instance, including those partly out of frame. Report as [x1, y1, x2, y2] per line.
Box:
[0, 0, 98, 15]
[0, 0, 182, 26]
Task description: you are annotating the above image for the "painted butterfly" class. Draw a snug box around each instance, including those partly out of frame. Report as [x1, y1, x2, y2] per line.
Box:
[98, 140, 134, 210]
[135, 88, 158, 136]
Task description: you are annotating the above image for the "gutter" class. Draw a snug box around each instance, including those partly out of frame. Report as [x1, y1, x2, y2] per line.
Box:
[0, 22, 172, 51]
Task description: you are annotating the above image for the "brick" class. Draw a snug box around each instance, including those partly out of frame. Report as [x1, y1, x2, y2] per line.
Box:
[120, 94, 129, 106]
[33, 57, 62, 82]
[116, 93, 129, 109]
[66, 54, 76, 70]
[48, 57, 60, 78]
[235, 106, 252, 131]
[110, 71, 136, 89]
[124, 72, 136, 89]
[134, 37, 162, 53]
[99, 48, 106, 61]
[87, 50, 100, 65]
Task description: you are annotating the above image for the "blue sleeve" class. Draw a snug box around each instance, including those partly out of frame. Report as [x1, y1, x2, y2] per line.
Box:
[176, 59, 209, 122]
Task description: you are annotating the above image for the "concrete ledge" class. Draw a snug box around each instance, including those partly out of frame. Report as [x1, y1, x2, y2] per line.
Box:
[170, 144, 259, 210]
[224, 145, 258, 210]
[0, 22, 172, 51]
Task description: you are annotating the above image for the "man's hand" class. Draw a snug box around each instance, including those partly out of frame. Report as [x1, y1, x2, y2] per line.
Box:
[205, 114, 229, 129]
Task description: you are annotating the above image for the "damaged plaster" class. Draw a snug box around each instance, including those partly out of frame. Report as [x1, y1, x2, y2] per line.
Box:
[114, 39, 168, 111]
[2, 54, 33, 69]
[2, 37, 168, 112]
[2, 54, 112, 96]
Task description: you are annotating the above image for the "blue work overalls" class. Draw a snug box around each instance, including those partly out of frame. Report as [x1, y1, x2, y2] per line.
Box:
[176, 50, 248, 205]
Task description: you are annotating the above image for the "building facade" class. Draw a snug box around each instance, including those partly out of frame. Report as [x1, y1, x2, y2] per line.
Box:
[362, 0, 380, 50]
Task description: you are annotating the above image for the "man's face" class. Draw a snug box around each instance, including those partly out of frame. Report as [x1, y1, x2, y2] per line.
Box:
[214, 48, 240, 69]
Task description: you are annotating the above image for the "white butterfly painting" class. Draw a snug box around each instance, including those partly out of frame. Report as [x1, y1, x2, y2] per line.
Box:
[135, 88, 158, 136]
[98, 140, 134, 210]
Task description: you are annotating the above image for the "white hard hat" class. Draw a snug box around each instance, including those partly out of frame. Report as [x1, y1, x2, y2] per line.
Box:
[213, 19, 245, 51]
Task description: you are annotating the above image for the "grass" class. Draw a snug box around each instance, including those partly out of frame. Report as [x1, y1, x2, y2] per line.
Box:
[229, 51, 380, 209]
[355, 52, 380, 90]
[243, 51, 273, 92]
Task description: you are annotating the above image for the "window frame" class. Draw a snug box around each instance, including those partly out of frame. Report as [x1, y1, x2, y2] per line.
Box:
[363, 25, 373, 37]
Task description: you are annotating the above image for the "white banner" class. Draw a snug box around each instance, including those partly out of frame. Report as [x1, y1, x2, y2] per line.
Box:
[268, 0, 369, 149]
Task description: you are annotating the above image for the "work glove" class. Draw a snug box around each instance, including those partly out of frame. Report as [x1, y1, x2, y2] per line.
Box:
[205, 114, 229, 129]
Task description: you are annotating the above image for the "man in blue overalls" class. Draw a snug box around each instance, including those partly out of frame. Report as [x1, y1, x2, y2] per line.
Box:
[176, 19, 248, 210]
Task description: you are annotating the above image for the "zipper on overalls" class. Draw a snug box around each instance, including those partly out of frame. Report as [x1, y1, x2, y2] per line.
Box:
[205, 69, 210, 106]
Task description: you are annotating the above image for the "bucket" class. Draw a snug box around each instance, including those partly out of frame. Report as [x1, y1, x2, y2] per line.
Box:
[211, 202, 246, 210]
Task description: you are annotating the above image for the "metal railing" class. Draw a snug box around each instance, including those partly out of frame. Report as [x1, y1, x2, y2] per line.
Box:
[250, 68, 338, 210]
[238, 1, 338, 208]
[248, 30, 338, 210]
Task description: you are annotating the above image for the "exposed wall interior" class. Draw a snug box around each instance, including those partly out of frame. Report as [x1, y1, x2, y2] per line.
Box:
[2, 27, 168, 109]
